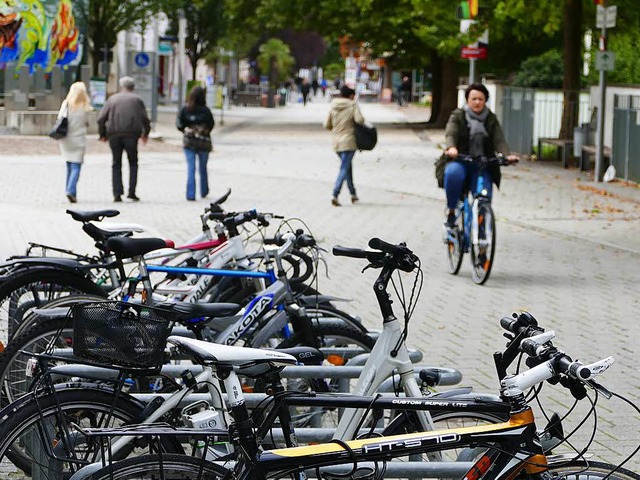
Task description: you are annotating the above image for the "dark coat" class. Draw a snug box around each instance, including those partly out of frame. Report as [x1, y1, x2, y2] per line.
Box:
[444, 108, 510, 188]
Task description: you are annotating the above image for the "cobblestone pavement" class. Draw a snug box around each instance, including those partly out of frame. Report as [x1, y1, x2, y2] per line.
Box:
[0, 95, 638, 476]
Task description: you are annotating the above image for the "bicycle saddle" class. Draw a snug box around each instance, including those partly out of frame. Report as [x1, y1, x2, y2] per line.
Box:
[66, 209, 120, 222]
[106, 237, 175, 257]
[160, 301, 242, 322]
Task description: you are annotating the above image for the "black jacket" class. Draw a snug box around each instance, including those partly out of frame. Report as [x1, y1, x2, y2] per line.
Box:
[176, 105, 214, 135]
[444, 108, 510, 188]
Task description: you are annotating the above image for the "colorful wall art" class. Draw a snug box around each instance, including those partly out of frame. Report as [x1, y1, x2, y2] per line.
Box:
[0, 0, 81, 72]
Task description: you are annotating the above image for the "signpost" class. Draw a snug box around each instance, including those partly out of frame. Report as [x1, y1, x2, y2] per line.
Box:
[594, 2, 616, 182]
[457, 2, 488, 84]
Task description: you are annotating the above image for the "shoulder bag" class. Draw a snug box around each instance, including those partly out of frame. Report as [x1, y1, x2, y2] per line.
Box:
[434, 152, 449, 188]
[49, 103, 69, 140]
[354, 121, 377, 151]
[183, 124, 212, 152]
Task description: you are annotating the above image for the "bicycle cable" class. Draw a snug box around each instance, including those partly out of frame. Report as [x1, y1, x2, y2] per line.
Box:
[389, 258, 423, 356]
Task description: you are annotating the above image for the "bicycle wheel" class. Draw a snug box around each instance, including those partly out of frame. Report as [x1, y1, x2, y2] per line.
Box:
[10, 293, 106, 340]
[0, 387, 181, 478]
[79, 453, 229, 479]
[382, 410, 508, 465]
[446, 208, 464, 275]
[275, 322, 375, 430]
[0, 269, 106, 342]
[545, 460, 639, 480]
[0, 316, 73, 406]
[470, 201, 496, 285]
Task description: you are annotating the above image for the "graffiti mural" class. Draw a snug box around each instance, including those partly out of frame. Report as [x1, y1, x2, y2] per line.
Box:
[0, 0, 81, 72]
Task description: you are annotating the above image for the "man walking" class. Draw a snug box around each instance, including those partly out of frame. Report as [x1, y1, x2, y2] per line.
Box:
[97, 76, 150, 202]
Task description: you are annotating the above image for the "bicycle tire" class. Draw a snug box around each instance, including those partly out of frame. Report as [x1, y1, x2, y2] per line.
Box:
[0, 386, 182, 478]
[382, 410, 508, 466]
[470, 201, 496, 285]
[0, 269, 107, 342]
[545, 460, 639, 480]
[79, 453, 229, 479]
[446, 206, 464, 275]
[11, 293, 106, 339]
[275, 322, 375, 429]
[0, 316, 73, 406]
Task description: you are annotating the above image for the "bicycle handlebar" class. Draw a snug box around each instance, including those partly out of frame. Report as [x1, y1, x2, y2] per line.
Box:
[333, 238, 418, 273]
[455, 154, 517, 167]
[499, 314, 615, 399]
[264, 230, 316, 249]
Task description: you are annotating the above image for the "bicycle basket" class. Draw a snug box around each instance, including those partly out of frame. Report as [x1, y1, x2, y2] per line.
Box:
[71, 301, 174, 369]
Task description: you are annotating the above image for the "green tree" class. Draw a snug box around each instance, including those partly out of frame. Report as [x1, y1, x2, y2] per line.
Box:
[80, 0, 165, 77]
[257, 38, 294, 107]
[513, 50, 564, 89]
[164, 0, 226, 81]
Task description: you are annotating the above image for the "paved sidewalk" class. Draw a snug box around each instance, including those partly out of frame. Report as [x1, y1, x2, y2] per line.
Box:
[0, 95, 638, 475]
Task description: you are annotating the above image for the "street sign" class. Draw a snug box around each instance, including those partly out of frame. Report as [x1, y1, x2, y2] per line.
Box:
[596, 5, 617, 28]
[595, 50, 615, 71]
[134, 52, 150, 68]
[461, 46, 487, 59]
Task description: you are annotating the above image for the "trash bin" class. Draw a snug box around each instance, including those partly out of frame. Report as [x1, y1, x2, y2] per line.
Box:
[573, 125, 587, 157]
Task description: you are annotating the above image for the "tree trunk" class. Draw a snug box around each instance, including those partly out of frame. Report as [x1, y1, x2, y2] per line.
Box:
[428, 52, 442, 124]
[428, 55, 459, 128]
[267, 56, 276, 108]
[559, 0, 582, 139]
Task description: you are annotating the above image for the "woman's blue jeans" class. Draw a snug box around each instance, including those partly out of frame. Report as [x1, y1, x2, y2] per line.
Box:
[443, 160, 493, 209]
[332, 150, 356, 198]
[184, 148, 210, 200]
[65, 162, 82, 197]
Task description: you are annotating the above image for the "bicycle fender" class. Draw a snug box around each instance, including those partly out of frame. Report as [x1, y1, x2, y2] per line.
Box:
[298, 294, 352, 305]
[0, 257, 90, 273]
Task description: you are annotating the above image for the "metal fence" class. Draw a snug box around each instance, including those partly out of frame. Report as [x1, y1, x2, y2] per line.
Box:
[612, 95, 640, 182]
[500, 88, 591, 154]
[501, 87, 534, 154]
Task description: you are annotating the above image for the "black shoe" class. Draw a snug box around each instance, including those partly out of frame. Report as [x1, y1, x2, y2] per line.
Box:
[127, 194, 140, 202]
[66, 194, 77, 203]
[114, 196, 122, 203]
[445, 213, 456, 229]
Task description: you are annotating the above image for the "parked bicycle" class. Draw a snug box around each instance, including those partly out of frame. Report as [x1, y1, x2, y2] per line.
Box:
[444, 154, 517, 284]
[0, 238, 476, 479]
[73, 312, 638, 480]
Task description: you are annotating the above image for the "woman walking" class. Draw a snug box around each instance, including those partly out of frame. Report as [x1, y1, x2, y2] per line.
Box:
[58, 82, 91, 203]
[176, 86, 214, 201]
[323, 85, 365, 206]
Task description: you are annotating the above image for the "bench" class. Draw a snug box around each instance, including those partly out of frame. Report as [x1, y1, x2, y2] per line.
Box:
[537, 137, 574, 168]
[234, 91, 262, 107]
[580, 145, 612, 172]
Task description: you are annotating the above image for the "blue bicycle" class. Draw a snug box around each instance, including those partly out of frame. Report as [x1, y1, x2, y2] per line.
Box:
[445, 154, 516, 284]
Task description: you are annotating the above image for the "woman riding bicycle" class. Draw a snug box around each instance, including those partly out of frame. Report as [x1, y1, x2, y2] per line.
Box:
[443, 83, 518, 228]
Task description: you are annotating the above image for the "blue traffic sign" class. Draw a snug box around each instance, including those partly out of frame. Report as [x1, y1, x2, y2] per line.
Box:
[134, 53, 150, 68]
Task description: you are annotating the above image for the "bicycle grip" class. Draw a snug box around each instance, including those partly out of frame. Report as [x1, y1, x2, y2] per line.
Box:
[368, 237, 396, 253]
[332, 246, 368, 258]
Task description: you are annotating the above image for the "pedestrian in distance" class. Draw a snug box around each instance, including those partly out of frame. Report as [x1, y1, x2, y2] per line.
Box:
[97, 76, 151, 203]
[442, 83, 518, 227]
[323, 84, 365, 207]
[300, 79, 311, 106]
[56, 81, 92, 203]
[398, 76, 411, 107]
[320, 78, 327, 97]
[311, 78, 319, 97]
[176, 86, 215, 201]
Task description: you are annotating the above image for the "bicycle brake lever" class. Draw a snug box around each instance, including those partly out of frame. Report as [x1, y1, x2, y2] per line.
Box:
[586, 380, 613, 400]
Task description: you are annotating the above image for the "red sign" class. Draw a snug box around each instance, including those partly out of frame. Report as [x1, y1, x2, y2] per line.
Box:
[461, 46, 487, 59]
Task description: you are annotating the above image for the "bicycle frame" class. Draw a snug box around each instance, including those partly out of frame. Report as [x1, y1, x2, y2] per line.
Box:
[458, 162, 491, 253]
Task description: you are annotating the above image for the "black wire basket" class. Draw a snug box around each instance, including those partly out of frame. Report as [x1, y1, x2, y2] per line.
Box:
[71, 301, 174, 369]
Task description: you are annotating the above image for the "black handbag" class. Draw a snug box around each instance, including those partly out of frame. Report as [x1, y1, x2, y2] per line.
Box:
[354, 122, 377, 151]
[49, 104, 68, 140]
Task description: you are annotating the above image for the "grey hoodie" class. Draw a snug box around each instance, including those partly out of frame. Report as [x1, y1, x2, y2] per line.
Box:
[323, 97, 365, 152]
